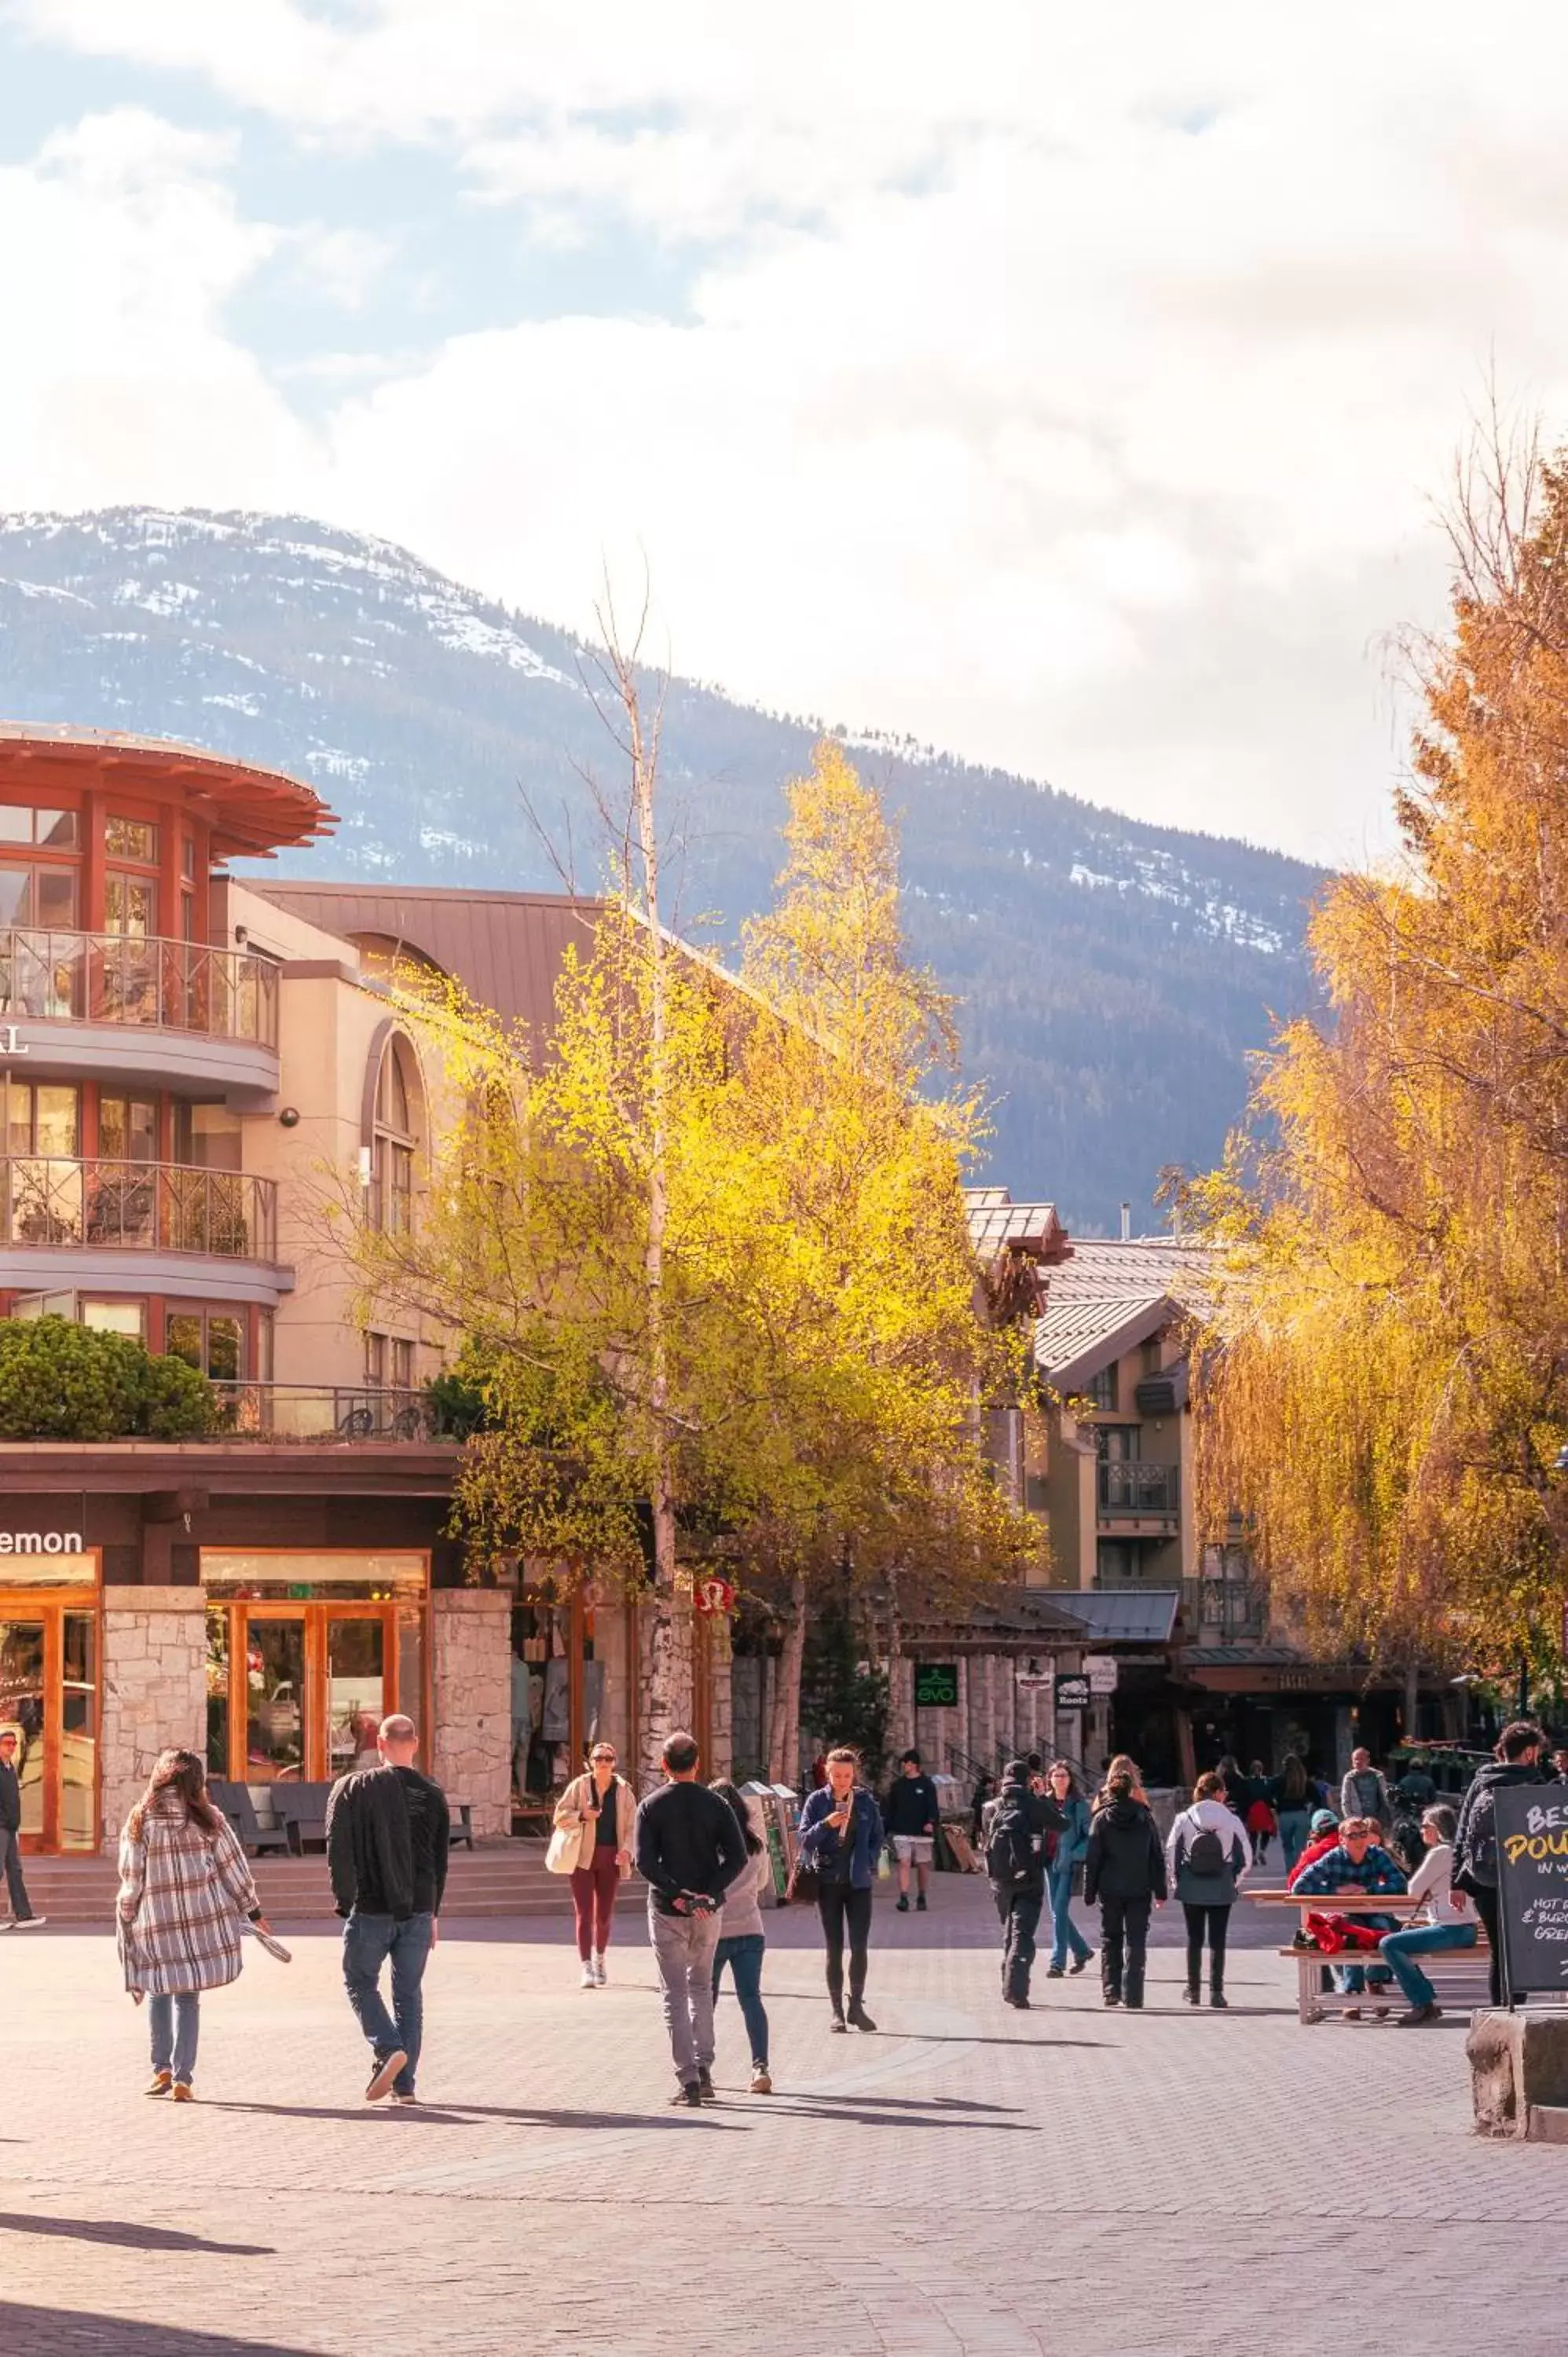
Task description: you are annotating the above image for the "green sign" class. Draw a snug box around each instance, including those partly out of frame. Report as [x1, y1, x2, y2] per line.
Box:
[914, 1662, 958, 1709]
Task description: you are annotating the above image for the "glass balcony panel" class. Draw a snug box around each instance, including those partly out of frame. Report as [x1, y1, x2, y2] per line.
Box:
[0, 930, 277, 1048]
[0, 1158, 275, 1261]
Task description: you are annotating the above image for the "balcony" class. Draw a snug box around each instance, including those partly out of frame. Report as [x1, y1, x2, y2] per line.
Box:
[0, 1157, 277, 1263]
[0, 929, 279, 1102]
[211, 1384, 446, 1442]
[1180, 1575, 1269, 1643]
[1097, 1458, 1180, 1521]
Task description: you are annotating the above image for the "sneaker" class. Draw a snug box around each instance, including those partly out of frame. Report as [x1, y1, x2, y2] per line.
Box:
[697, 2067, 718, 2105]
[1342, 2006, 1362, 2021]
[1209, 1992, 1229, 2010]
[1396, 2002, 1442, 2026]
[365, 2048, 408, 2103]
[749, 2066, 773, 2094]
[669, 2081, 702, 2108]
[847, 2000, 877, 2033]
[896, 1894, 909, 1912]
[1069, 1952, 1094, 1975]
[1181, 1985, 1200, 2005]
[145, 2070, 172, 2098]
[580, 1963, 597, 1989]
[391, 2091, 419, 2105]
[1103, 1992, 1122, 2007]
[1124, 1998, 1145, 2011]
[1005, 1994, 1031, 2010]
[592, 1953, 607, 1987]
[915, 1893, 928, 1912]
[171, 2081, 196, 2102]
[830, 2009, 848, 2033]
[13, 1915, 45, 1929]
[1045, 1964, 1064, 1979]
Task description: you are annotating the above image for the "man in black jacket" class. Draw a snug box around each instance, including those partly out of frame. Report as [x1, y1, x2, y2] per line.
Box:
[985, 1761, 1065, 2009]
[0, 1732, 42, 1926]
[635, 1730, 749, 2106]
[1453, 1720, 1548, 2005]
[884, 1749, 940, 1914]
[1083, 1772, 1166, 2009]
[326, 1714, 449, 2103]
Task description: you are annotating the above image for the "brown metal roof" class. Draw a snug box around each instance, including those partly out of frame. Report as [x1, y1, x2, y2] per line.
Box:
[250, 880, 607, 1054]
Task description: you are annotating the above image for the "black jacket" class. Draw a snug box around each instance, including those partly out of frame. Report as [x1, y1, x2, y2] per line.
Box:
[0, 1761, 19, 1835]
[635, 1779, 750, 1915]
[1084, 1796, 1167, 1905]
[884, 1772, 940, 1838]
[984, 1778, 1064, 1897]
[327, 1763, 450, 1921]
[1453, 1758, 1548, 1893]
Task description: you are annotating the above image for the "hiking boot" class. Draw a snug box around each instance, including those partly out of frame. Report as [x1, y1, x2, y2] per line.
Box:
[847, 2000, 877, 2033]
[1124, 1997, 1145, 2010]
[1103, 1992, 1122, 2007]
[1397, 2002, 1442, 2026]
[1181, 1985, 1200, 2004]
[145, 2070, 172, 2098]
[697, 2068, 718, 2105]
[896, 1894, 910, 1912]
[1209, 1990, 1229, 2010]
[749, 2066, 774, 2094]
[669, 2082, 702, 2108]
[1005, 1993, 1031, 2009]
[366, 2048, 408, 2103]
[916, 1893, 928, 1912]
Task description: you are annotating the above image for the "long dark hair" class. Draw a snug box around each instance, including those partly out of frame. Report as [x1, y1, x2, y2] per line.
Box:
[710, 1776, 763, 1857]
[1279, 1754, 1309, 1808]
[127, 1747, 222, 1841]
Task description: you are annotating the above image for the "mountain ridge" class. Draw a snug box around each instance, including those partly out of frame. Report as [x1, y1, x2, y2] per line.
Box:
[0, 505, 1324, 1226]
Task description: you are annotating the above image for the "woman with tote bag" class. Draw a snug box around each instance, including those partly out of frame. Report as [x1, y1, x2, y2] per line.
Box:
[117, 1749, 277, 2100]
[550, 1740, 636, 1989]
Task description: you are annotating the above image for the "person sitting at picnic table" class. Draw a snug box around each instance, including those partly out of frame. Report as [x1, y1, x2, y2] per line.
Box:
[1289, 1816, 1407, 2018]
[1376, 1803, 1475, 2028]
[1285, 1809, 1343, 1890]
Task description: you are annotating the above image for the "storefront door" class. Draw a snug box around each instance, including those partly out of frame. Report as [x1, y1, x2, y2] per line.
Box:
[0, 1589, 98, 1852]
[214, 1603, 401, 1784]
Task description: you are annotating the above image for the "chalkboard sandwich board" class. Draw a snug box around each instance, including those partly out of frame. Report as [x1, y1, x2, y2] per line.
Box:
[1495, 1783, 1568, 2000]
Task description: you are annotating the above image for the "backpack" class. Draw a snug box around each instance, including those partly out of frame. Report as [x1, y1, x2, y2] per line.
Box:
[1185, 1821, 1226, 1878]
[1463, 1787, 1498, 1886]
[985, 1804, 1036, 1888]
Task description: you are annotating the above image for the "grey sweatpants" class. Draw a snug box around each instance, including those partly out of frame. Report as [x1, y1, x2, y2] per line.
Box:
[649, 1904, 722, 2086]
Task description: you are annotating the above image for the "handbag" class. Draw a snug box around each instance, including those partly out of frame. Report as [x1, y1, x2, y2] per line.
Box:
[785, 1852, 821, 1905]
[545, 1789, 586, 1875]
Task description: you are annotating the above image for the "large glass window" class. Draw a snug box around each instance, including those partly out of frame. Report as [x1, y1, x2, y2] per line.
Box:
[4, 1081, 81, 1155]
[0, 807, 78, 849]
[104, 873, 156, 939]
[167, 1307, 245, 1384]
[0, 864, 78, 929]
[105, 816, 159, 863]
[172, 1103, 243, 1171]
[370, 1037, 419, 1233]
[203, 1552, 427, 1600]
[97, 1092, 158, 1162]
[82, 1299, 146, 1340]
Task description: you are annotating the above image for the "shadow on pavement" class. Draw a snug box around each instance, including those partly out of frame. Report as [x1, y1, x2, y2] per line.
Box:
[210, 2099, 750, 2133]
[761, 2103, 1039, 2132]
[0, 2213, 273, 2256]
[0, 2308, 317, 2355]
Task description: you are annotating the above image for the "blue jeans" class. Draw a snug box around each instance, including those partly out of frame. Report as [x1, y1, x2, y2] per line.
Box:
[1379, 1919, 1477, 2007]
[343, 1910, 434, 2096]
[713, 1931, 770, 2069]
[1277, 1810, 1312, 1875]
[148, 1992, 200, 2084]
[1047, 1864, 1092, 1969]
[1331, 1912, 1398, 1994]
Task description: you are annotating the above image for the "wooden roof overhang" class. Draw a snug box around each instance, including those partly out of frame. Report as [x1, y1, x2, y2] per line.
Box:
[0, 725, 336, 861]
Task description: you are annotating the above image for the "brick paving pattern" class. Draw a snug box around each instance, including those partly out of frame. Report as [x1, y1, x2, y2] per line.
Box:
[0, 1878, 1559, 2355]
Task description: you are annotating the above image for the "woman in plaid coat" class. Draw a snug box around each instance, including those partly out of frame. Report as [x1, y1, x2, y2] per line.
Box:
[117, 1749, 273, 2100]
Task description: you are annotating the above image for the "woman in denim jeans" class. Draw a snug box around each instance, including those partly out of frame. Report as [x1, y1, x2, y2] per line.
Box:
[1044, 1761, 1094, 1977]
[709, 1779, 775, 2093]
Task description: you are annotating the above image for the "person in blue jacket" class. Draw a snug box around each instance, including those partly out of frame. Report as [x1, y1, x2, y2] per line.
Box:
[797, 1746, 886, 2032]
[1043, 1760, 1094, 1978]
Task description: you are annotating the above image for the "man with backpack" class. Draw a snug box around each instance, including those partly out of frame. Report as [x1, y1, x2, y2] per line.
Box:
[1452, 1721, 1549, 2005]
[985, 1760, 1065, 2009]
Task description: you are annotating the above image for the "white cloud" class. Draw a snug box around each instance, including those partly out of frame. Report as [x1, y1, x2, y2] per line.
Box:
[10, 8, 1568, 858]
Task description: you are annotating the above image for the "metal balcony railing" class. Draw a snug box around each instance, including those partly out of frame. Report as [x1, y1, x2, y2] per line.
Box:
[0, 1157, 277, 1262]
[1097, 1458, 1180, 1517]
[0, 929, 278, 1047]
[1179, 1576, 1269, 1642]
[211, 1384, 440, 1442]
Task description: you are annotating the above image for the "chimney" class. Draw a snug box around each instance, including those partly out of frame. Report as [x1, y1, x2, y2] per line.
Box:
[1119, 1201, 1131, 1242]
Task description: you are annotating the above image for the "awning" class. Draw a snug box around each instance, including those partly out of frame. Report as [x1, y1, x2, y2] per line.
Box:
[1050, 1589, 1180, 1645]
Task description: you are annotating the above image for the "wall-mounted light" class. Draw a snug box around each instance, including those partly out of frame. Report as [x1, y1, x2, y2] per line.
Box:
[278, 1107, 300, 1129]
[234, 924, 249, 948]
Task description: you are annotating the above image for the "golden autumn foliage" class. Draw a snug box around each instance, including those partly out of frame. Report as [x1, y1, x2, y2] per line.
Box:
[1192, 433, 1568, 1689]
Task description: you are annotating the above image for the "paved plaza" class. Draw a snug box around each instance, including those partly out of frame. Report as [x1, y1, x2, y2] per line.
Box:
[1, 1875, 1560, 2356]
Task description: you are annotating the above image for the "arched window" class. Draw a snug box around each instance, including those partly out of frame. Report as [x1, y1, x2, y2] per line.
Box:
[368, 1032, 421, 1233]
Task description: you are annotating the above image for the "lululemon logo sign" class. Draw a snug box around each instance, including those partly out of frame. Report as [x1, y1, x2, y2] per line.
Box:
[0, 1530, 83, 1555]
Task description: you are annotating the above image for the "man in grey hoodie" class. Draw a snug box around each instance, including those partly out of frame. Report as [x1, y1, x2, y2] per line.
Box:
[1340, 1748, 1393, 1831]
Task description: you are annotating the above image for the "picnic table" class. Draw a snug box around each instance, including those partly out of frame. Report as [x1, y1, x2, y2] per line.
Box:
[1244, 1890, 1486, 2024]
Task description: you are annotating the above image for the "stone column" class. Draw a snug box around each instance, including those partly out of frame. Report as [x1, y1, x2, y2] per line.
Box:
[100, 1588, 208, 1856]
[430, 1589, 512, 1838]
[709, 1613, 735, 1781]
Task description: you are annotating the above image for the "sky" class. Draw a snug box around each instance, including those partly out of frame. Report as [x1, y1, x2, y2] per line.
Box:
[2, 3, 1568, 867]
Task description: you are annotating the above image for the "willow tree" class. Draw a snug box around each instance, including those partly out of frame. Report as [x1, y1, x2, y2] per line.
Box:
[1192, 425, 1568, 1705]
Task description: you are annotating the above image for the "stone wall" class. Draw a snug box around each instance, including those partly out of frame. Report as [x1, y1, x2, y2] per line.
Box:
[100, 1589, 208, 1854]
[430, 1589, 512, 1837]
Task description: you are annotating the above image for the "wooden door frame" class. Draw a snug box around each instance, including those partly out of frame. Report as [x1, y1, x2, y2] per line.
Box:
[0, 1577, 101, 1854]
[220, 1599, 417, 1783]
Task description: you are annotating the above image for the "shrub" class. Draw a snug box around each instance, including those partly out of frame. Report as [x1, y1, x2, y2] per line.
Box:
[0, 1317, 218, 1440]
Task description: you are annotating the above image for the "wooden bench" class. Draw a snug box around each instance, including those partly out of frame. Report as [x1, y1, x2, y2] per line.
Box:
[449, 1802, 475, 1852]
[1247, 1892, 1489, 2023]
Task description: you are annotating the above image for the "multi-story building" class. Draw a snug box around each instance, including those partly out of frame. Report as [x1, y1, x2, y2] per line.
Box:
[0, 728, 667, 1858]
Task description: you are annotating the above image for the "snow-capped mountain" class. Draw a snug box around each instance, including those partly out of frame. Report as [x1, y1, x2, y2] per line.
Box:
[0, 507, 1324, 1224]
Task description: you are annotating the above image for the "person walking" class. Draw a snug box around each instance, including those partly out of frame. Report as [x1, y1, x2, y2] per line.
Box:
[635, 1731, 750, 2106]
[552, 1739, 635, 1988]
[984, 1762, 1053, 2009]
[1340, 1747, 1393, 1830]
[884, 1748, 940, 1913]
[326, 1712, 449, 2105]
[709, 1777, 775, 2092]
[1167, 1770, 1251, 2008]
[116, 1747, 273, 2099]
[1084, 1769, 1167, 2009]
[0, 1730, 42, 1927]
[1453, 1720, 1549, 2005]
[1042, 1761, 1094, 1978]
[1376, 1803, 1476, 2025]
[1269, 1755, 1316, 1878]
[797, 1746, 886, 2033]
